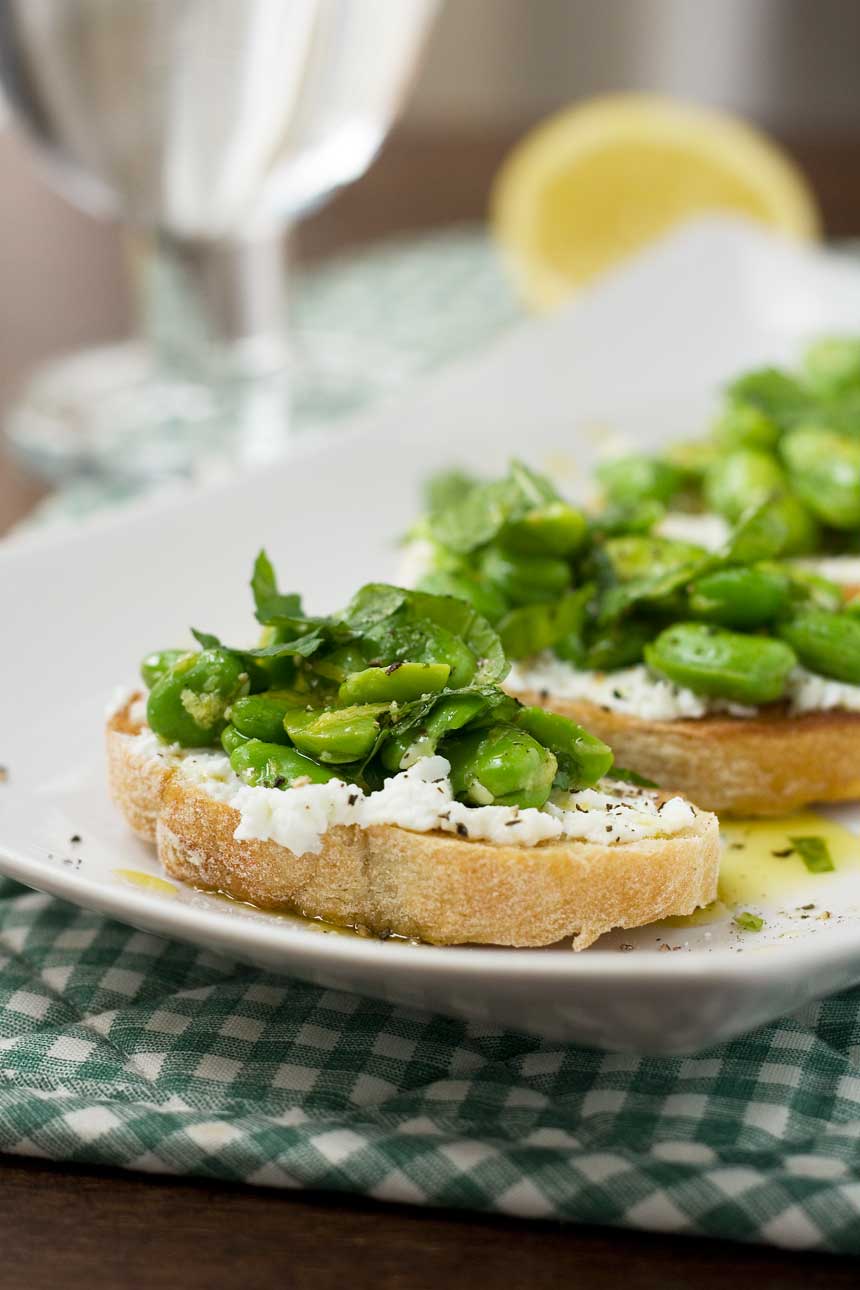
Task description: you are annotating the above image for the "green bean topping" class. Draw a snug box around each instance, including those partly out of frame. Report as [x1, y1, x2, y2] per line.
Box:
[141, 551, 619, 804]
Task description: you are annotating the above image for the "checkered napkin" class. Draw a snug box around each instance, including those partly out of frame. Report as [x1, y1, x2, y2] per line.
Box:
[8, 231, 860, 1252]
[2, 878, 860, 1253]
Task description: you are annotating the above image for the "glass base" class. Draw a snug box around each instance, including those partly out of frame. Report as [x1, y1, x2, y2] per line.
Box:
[4, 341, 291, 483]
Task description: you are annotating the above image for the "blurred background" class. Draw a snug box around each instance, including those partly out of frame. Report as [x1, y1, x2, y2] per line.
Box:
[3, 0, 860, 527]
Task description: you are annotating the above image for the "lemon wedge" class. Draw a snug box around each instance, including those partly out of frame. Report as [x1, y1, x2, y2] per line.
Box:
[491, 94, 821, 310]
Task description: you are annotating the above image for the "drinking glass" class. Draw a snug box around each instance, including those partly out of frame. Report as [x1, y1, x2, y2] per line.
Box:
[0, 0, 438, 479]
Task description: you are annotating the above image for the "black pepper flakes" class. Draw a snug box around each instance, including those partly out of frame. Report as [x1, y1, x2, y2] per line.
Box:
[385, 661, 403, 675]
[456, 822, 469, 838]
[347, 793, 358, 806]
[70, 834, 82, 844]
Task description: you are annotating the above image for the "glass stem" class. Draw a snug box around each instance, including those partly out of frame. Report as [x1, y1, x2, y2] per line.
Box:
[129, 230, 289, 382]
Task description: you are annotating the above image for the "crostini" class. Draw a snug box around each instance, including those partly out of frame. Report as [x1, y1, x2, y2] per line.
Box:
[108, 555, 719, 948]
[405, 460, 860, 814]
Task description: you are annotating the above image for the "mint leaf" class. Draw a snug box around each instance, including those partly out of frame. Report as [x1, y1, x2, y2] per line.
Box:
[789, 835, 835, 874]
[424, 469, 478, 514]
[251, 550, 304, 625]
[606, 767, 659, 789]
[734, 911, 764, 932]
[190, 629, 222, 650]
[428, 460, 561, 554]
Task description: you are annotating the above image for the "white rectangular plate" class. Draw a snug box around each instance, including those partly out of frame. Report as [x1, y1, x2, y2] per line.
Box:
[4, 219, 860, 1053]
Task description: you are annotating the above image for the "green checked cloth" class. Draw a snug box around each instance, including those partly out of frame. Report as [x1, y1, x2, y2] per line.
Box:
[6, 229, 860, 1252]
[2, 876, 860, 1252]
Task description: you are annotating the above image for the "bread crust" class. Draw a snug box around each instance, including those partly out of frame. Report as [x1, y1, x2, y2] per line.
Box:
[106, 699, 719, 949]
[512, 689, 860, 816]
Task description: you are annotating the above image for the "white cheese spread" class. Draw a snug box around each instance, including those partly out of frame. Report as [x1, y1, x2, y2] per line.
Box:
[506, 655, 860, 721]
[788, 668, 860, 715]
[658, 512, 860, 590]
[126, 733, 696, 857]
[793, 554, 860, 589]
[656, 511, 730, 551]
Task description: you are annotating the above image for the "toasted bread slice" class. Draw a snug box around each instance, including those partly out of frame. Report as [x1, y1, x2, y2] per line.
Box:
[107, 698, 719, 950]
[512, 689, 860, 816]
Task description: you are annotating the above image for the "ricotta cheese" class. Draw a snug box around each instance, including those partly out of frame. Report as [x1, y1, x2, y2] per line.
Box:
[656, 511, 729, 551]
[658, 513, 860, 589]
[788, 667, 860, 715]
[506, 655, 860, 721]
[126, 733, 697, 857]
[793, 554, 860, 588]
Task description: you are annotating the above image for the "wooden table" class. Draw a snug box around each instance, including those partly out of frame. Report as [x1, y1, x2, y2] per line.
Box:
[3, 127, 860, 1287]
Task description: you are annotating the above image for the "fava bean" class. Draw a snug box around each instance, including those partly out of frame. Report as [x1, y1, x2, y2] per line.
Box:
[283, 703, 388, 764]
[380, 692, 488, 771]
[230, 739, 340, 789]
[221, 724, 250, 757]
[229, 693, 298, 744]
[140, 649, 190, 690]
[644, 623, 796, 705]
[604, 535, 705, 585]
[704, 449, 786, 523]
[687, 565, 791, 629]
[515, 706, 612, 791]
[364, 619, 477, 689]
[712, 403, 780, 452]
[338, 662, 450, 706]
[803, 336, 860, 397]
[500, 501, 589, 557]
[479, 546, 571, 606]
[445, 724, 557, 810]
[146, 649, 249, 747]
[597, 456, 685, 507]
[777, 610, 860, 684]
[780, 428, 860, 529]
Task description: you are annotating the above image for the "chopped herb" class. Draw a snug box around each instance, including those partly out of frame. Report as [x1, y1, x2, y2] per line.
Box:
[771, 847, 794, 858]
[69, 834, 82, 844]
[456, 822, 469, 838]
[735, 911, 764, 932]
[729, 842, 745, 851]
[789, 835, 835, 874]
[608, 766, 659, 789]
